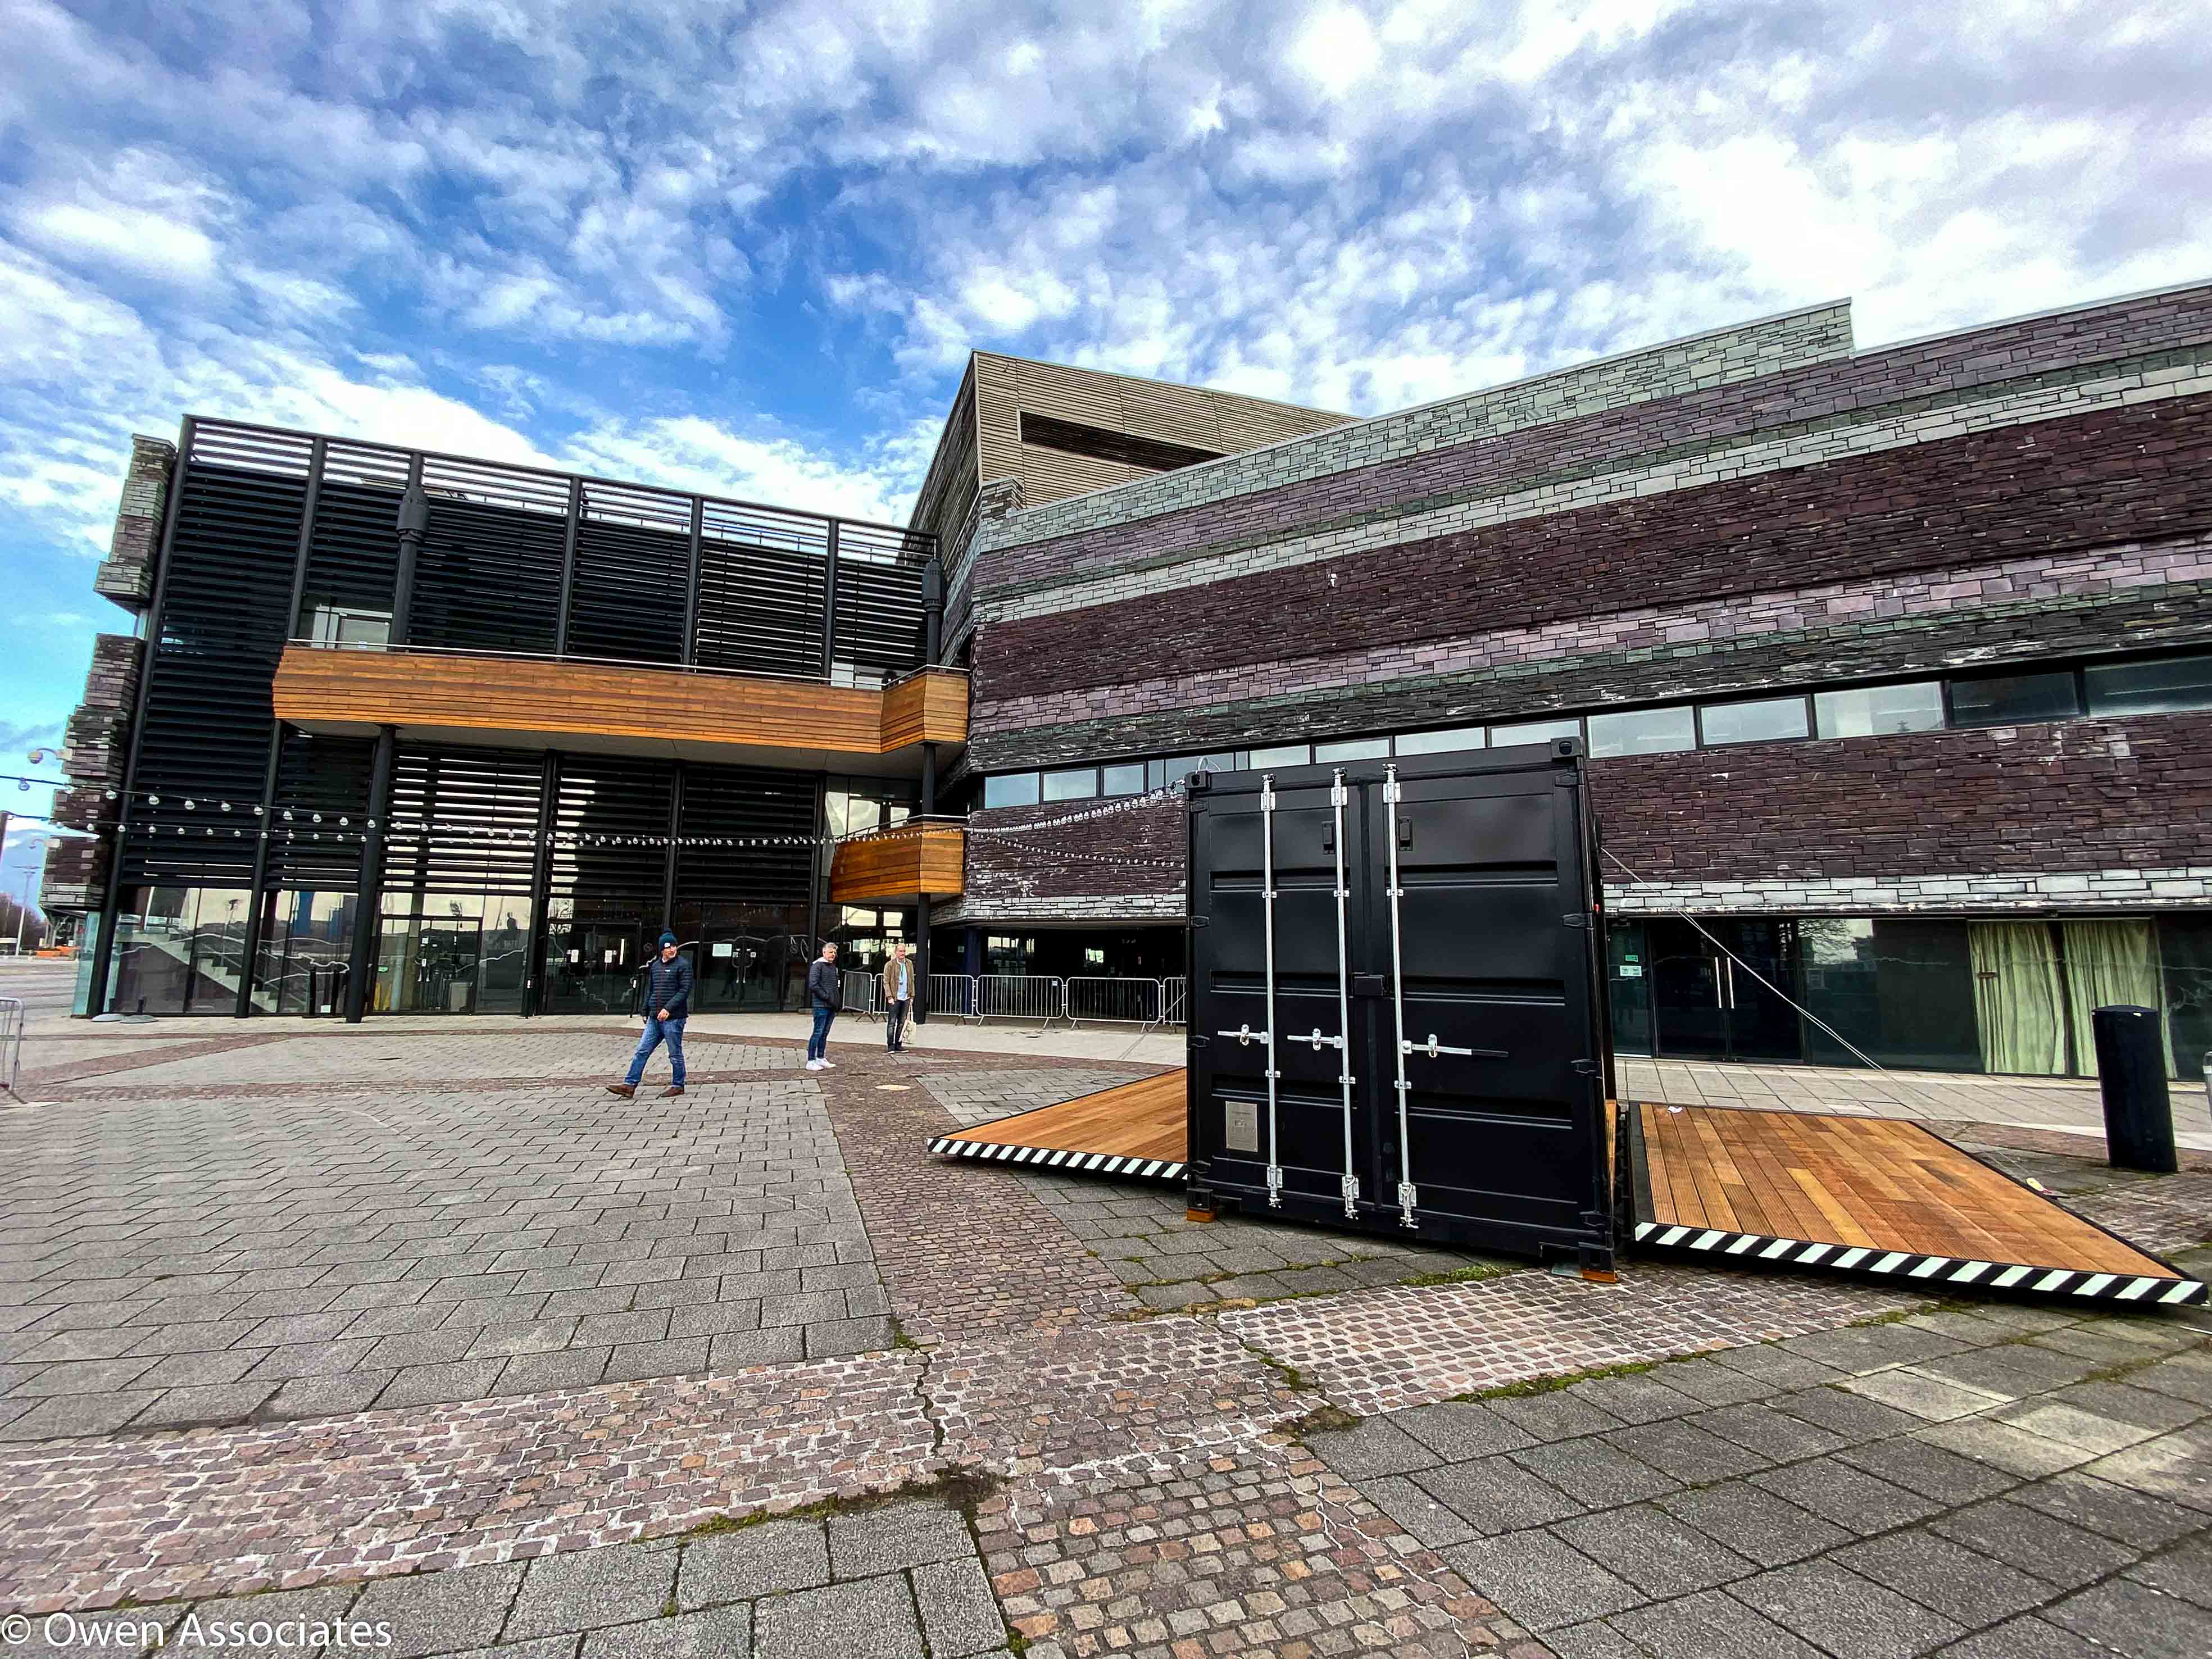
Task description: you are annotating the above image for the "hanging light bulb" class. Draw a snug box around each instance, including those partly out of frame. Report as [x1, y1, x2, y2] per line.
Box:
[185, 800, 195, 810]
[220, 802, 231, 812]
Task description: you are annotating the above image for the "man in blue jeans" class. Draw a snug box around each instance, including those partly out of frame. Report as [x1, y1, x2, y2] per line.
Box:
[805, 940, 840, 1070]
[608, 931, 692, 1098]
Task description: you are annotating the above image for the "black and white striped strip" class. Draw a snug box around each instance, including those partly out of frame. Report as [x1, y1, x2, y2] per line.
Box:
[1630, 1221, 2209, 1305]
[925, 1134, 1186, 1186]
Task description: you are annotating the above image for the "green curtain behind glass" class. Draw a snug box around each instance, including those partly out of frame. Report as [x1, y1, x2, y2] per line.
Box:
[2061, 919, 2169, 1078]
[1969, 921, 2066, 1075]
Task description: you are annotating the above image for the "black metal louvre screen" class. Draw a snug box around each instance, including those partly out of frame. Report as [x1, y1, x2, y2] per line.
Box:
[676, 762, 817, 905]
[299, 443, 406, 631]
[125, 426, 310, 887]
[1186, 742, 1614, 1267]
[383, 746, 545, 898]
[550, 753, 675, 912]
[834, 521, 930, 681]
[266, 731, 376, 891]
[694, 501, 828, 678]
[412, 457, 565, 653]
[567, 483, 689, 663]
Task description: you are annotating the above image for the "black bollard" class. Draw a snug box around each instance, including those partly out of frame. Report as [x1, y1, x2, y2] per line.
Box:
[2091, 1006, 2178, 1174]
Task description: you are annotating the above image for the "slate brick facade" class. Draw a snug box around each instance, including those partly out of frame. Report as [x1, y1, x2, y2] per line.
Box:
[948, 281, 2212, 934]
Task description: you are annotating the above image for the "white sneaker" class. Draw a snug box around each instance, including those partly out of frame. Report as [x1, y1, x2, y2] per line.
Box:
[805, 1058, 825, 1070]
[820, 1060, 836, 1069]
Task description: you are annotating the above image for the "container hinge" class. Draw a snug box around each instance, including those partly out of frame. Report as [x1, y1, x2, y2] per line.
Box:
[1266, 1163, 1284, 1207]
[1396, 1180, 1419, 1229]
[1339, 1174, 1360, 1217]
[1188, 1033, 1210, 1050]
[1562, 912, 1586, 928]
[1382, 776, 1401, 804]
[1191, 914, 1209, 929]
[1330, 781, 1349, 806]
[1570, 1058, 1599, 1075]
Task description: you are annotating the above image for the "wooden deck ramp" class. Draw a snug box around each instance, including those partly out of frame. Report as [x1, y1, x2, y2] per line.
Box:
[925, 1071, 1189, 1185]
[1626, 1102, 2207, 1307]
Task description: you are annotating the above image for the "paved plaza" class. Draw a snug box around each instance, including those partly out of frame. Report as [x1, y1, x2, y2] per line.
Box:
[0, 1001, 2206, 1657]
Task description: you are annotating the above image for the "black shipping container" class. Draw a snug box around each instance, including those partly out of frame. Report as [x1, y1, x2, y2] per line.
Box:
[1184, 738, 1616, 1270]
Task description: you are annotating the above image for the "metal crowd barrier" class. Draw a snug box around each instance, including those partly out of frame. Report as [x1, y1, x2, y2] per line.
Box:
[841, 969, 885, 1021]
[1065, 976, 1164, 1030]
[1159, 976, 1188, 1028]
[975, 974, 1068, 1026]
[0, 997, 22, 1094]
[926, 973, 978, 1021]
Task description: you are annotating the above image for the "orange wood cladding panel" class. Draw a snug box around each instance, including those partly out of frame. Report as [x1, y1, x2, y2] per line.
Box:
[272, 647, 967, 754]
[829, 828, 965, 902]
[1638, 1102, 2174, 1278]
[938, 1071, 1188, 1162]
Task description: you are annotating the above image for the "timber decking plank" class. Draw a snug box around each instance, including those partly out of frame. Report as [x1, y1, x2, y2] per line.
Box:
[1636, 1102, 2176, 1280]
[937, 1071, 1188, 1163]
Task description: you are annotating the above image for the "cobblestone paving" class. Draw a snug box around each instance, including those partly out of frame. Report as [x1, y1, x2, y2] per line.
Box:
[10, 1492, 1014, 1659]
[47, 1029, 805, 1088]
[4, 1031, 2209, 1658]
[0, 1075, 888, 1436]
[1306, 1303, 2212, 1659]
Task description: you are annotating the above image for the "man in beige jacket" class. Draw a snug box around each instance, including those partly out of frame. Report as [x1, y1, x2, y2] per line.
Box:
[882, 943, 915, 1053]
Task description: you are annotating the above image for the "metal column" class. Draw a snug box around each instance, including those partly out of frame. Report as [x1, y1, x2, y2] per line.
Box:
[915, 741, 937, 1025]
[1330, 770, 1359, 1219]
[554, 478, 582, 656]
[523, 752, 558, 1017]
[88, 417, 194, 1017]
[821, 520, 840, 677]
[389, 455, 427, 647]
[237, 436, 325, 1017]
[661, 762, 685, 933]
[342, 725, 396, 1023]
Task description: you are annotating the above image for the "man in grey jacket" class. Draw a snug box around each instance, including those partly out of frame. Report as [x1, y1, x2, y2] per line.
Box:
[805, 941, 840, 1070]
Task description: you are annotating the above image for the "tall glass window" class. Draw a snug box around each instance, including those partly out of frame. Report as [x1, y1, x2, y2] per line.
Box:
[1814, 681, 1945, 738]
[1587, 706, 1696, 757]
[1394, 726, 1485, 756]
[1698, 697, 1809, 747]
[1797, 919, 1980, 1071]
[983, 773, 1040, 808]
[1947, 671, 2080, 727]
[1041, 767, 1100, 802]
[2085, 652, 2212, 716]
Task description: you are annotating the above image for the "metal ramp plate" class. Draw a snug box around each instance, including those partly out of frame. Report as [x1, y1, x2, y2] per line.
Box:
[926, 1071, 1189, 1185]
[1625, 1102, 2208, 1307]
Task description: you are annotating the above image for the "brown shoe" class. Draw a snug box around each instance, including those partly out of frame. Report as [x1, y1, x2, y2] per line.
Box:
[660, 1086, 685, 1098]
[606, 1083, 635, 1098]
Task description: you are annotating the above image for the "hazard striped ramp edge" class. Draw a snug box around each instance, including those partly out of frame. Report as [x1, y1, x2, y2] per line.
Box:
[924, 1134, 1186, 1186]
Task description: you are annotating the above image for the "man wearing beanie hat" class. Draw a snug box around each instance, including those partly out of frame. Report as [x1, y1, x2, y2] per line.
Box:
[609, 931, 692, 1098]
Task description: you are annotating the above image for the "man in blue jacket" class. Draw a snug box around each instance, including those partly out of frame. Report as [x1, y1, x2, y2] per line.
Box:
[608, 931, 692, 1098]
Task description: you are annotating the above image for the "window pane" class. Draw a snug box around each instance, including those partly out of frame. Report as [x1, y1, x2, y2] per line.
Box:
[1394, 726, 1485, 756]
[2086, 653, 2212, 716]
[1815, 682, 1945, 738]
[1041, 767, 1099, 801]
[1314, 737, 1388, 761]
[1586, 706, 1696, 757]
[983, 772, 1039, 808]
[1491, 717, 1581, 747]
[1947, 671, 2079, 726]
[1197, 753, 1236, 773]
[1247, 743, 1310, 767]
[1100, 763, 1146, 796]
[1699, 697, 1809, 747]
[1797, 918, 1981, 1071]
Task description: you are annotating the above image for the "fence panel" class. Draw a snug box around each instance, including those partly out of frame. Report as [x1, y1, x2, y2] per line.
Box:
[926, 973, 979, 1020]
[841, 969, 884, 1020]
[1065, 977, 1162, 1029]
[1160, 976, 1188, 1028]
[976, 974, 1066, 1025]
[0, 997, 21, 1093]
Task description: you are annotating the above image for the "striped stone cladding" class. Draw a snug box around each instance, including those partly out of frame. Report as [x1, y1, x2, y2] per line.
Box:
[950, 714, 2212, 924]
[969, 281, 2212, 608]
[965, 533, 2212, 771]
[971, 380, 2212, 708]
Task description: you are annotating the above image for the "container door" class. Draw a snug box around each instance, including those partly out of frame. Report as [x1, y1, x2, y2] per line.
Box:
[1368, 763, 1607, 1252]
[1191, 772, 1380, 1212]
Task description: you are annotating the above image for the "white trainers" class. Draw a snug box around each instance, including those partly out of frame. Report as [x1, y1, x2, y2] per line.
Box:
[819, 1060, 836, 1069]
[805, 1058, 825, 1070]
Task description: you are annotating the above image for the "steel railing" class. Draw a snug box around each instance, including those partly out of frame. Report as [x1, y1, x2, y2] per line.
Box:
[1160, 976, 1188, 1028]
[841, 969, 885, 1021]
[1065, 976, 1165, 1030]
[975, 974, 1069, 1026]
[0, 997, 21, 1093]
[927, 972, 978, 1021]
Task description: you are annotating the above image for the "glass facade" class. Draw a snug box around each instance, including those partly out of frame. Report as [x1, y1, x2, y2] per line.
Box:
[1587, 706, 1697, 757]
[1815, 681, 1944, 738]
[1948, 670, 2081, 726]
[1699, 696, 1809, 747]
[1610, 911, 2212, 1080]
[108, 885, 256, 1016]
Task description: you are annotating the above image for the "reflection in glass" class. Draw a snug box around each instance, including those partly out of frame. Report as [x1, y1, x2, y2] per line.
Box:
[1247, 744, 1311, 767]
[1947, 671, 2079, 727]
[1491, 717, 1581, 747]
[1100, 763, 1146, 796]
[1587, 706, 1696, 757]
[1606, 920, 1652, 1053]
[1042, 767, 1100, 801]
[2084, 652, 2212, 716]
[1699, 697, 1809, 747]
[2158, 915, 2212, 1081]
[108, 885, 257, 1016]
[1814, 681, 1944, 738]
[1394, 726, 1485, 756]
[983, 772, 1040, 808]
[1797, 918, 1980, 1071]
[1314, 737, 1388, 761]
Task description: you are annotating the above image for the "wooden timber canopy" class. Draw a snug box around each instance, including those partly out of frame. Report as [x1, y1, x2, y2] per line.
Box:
[273, 644, 967, 770]
[828, 824, 965, 902]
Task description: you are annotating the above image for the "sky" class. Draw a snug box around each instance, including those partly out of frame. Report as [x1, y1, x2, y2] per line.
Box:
[2, 0, 2209, 906]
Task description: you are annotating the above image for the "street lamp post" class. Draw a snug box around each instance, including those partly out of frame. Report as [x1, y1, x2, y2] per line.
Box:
[12, 840, 44, 957]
